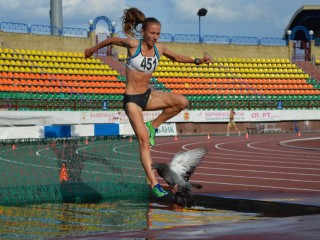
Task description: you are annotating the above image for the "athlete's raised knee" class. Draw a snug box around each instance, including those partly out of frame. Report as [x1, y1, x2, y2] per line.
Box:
[176, 95, 188, 110]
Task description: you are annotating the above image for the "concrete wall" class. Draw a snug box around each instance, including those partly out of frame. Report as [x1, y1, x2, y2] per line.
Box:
[0, 31, 94, 53]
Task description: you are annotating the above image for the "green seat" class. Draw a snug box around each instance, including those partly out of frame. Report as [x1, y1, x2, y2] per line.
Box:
[7, 92, 15, 99]
[208, 95, 216, 101]
[116, 95, 123, 101]
[211, 100, 221, 110]
[40, 93, 48, 99]
[109, 95, 115, 101]
[22, 92, 31, 99]
[97, 94, 104, 100]
[192, 102, 200, 110]
[188, 95, 196, 101]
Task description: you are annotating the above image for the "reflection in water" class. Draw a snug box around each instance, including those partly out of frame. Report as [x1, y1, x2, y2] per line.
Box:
[0, 198, 259, 239]
[146, 202, 259, 230]
[0, 198, 148, 239]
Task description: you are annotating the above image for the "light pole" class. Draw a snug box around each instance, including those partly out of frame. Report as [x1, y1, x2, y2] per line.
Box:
[308, 30, 314, 62]
[286, 30, 292, 40]
[88, 19, 94, 32]
[309, 30, 314, 40]
[88, 19, 95, 39]
[111, 21, 117, 36]
[197, 8, 207, 43]
[286, 30, 293, 61]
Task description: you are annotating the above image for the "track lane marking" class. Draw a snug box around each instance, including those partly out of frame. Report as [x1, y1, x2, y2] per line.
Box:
[156, 178, 320, 192]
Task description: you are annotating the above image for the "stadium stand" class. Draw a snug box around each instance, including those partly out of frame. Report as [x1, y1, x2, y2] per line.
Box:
[119, 54, 320, 110]
[0, 47, 125, 110]
[1, 48, 320, 111]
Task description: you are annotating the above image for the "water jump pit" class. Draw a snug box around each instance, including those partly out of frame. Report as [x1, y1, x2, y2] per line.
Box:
[0, 137, 261, 239]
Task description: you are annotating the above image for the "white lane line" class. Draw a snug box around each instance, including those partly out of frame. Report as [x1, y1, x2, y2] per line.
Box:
[0, 152, 144, 178]
[151, 157, 320, 177]
[195, 166, 320, 177]
[188, 180, 320, 192]
[152, 140, 320, 161]
[215, 141, 320, 159]
[207, 150, 320, 161]
[152, 152, 320, 170]
[0, 155, 61, 170]
[209, 152, 320, 161]
[34, 143, 140, 169]
[156, 177, 320, 192]
[191, 172, 320, 184]
[0, 143, 143, 173]
[200, 161, 320, 171]
[206, 154, 320, 166]
[152, 155, 320, 171]
[247, 140, 320, 154]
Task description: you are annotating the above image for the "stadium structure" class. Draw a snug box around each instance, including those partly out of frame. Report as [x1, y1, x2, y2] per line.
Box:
[0, 3, 320, 238]
[0, 4, 320, 138]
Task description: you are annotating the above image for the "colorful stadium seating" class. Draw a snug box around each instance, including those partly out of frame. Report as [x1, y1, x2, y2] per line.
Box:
[0, 47, 126, 110]
[149, 55, 320, 110]
[1, 48, 320, 111]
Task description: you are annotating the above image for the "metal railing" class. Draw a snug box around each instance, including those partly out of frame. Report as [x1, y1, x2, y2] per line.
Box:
[202, 35, 230, 44]
[0, 22, 29, 33]
[117, 31, 289, 46]
[0, 21, 87, 38]
[0, 20, 319, 45]
[30, 24, 59, 35]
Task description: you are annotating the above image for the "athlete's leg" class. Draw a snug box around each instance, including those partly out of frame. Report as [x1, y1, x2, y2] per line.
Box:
[144, 91, 188, 128]
[125, 103, 157, 186]
[232, 123, 238, 131]
[124, 103, 167, 197]
[227, 122, 231, 136]
[232, 122, 241, 135]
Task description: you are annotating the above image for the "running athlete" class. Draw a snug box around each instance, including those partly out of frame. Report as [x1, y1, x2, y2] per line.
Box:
[227, 108, 241, 136]
[84, 7, 211, 197]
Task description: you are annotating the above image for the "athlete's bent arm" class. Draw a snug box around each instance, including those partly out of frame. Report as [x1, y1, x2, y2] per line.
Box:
[161, 47, 212, 65]
[84, 38, 134, 58]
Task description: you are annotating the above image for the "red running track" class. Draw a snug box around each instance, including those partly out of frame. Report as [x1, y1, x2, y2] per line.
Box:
[151, 133, 320, 205]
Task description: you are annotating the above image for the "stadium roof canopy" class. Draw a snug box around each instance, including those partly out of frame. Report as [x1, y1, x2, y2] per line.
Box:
[283, 5, 320, 41]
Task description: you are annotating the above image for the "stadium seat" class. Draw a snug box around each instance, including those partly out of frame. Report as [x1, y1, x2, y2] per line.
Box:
[0, 46, 317, 111]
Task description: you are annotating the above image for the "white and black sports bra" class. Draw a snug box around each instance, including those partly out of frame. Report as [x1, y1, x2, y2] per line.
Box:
[126, 39, 160, 73]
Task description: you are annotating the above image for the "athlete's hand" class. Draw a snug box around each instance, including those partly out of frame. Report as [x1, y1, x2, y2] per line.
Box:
[84, 48, 94, 58]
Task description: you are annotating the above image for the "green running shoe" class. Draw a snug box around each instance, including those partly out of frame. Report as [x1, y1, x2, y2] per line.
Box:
[146, 121, 158, 147]
[152, 184, 168, 197]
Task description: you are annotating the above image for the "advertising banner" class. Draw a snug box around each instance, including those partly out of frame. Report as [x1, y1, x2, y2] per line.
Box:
[119, 123, 177, 136]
